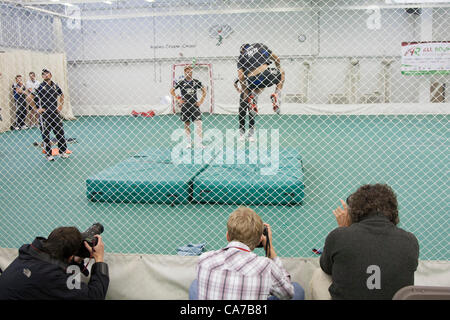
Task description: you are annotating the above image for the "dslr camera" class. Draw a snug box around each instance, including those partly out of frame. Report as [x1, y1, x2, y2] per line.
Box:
[256, 225, 268, 248]
[256, 225, 271, 256]
[76, 223, 104, 259]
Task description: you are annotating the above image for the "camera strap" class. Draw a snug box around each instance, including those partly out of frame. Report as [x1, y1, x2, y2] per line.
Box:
[264, 240, 271, 257]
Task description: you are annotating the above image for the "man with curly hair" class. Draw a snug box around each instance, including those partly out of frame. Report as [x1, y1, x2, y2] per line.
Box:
[310, 183, 419, 300]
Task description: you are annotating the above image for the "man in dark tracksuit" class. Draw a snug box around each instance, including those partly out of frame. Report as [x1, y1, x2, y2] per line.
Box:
[0, 227, 109, 300]
[12, 75, 28, 130]
[31, 69, 69, 161]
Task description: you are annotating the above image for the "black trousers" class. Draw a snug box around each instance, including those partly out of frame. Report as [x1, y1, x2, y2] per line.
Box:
[238, 92, 255, 135]
[15, 99, 28, 128]
[39, 110, 67, 156]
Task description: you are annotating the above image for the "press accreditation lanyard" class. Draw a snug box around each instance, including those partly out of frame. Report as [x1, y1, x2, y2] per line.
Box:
[227, 246, 250, 253]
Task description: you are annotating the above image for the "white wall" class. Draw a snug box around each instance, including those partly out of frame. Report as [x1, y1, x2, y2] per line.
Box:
[63, 10, 318, 61]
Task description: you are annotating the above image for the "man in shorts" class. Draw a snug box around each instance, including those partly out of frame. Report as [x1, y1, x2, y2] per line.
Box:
[170, 66, 207, 149]
[237, 43, 285, 115]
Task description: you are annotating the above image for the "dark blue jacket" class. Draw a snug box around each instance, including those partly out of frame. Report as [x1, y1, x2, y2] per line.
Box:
[0, 238, 109, 300]
[12, 84, 26, 102]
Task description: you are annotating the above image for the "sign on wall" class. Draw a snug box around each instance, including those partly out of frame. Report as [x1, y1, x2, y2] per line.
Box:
[401, 41, 450, 75]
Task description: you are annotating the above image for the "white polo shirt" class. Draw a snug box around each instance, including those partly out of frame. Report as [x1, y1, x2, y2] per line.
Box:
[26, 79, 40, 93]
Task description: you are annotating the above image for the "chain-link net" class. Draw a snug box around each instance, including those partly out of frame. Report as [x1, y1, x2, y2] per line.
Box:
[0, 0, 448, 260]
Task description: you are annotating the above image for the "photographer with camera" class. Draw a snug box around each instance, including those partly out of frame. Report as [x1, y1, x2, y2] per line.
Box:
[189, 207, 304, 300]
[0, 224, 109, 300]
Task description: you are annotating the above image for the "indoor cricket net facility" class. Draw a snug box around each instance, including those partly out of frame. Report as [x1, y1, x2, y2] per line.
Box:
[0, 0, 449, 300]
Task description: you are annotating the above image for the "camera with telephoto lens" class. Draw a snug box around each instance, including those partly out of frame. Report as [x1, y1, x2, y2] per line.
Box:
[256, 225, 269, 248]
[76, 223, 104, 258]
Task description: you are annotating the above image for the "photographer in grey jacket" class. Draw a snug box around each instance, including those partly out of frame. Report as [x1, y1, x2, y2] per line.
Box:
[312, 183, 419, 300]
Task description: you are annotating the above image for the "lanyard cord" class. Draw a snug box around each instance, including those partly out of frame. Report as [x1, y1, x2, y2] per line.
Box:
[228, 246, 250, 252]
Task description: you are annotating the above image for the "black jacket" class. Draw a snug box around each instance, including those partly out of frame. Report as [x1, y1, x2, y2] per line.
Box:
[0, 238, 109, 300]
[320, 215, 419, 300]
[237, 43, 273, 75]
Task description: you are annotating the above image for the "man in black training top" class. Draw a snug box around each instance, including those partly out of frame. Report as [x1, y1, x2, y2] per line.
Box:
[237, 43, 285, 115]
[30, 69, 69, 161]
[170, 66, 207, 149]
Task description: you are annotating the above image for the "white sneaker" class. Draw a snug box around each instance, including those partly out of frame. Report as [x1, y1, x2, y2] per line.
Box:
[248, 135, 256, 142]
[239, 134, 246, 142]
[186, 144, 192, 149]
[14, 127, 20, 131]
[46, 155, 55, 161]
[21, 125, 28, 130]
[60, 152, 70, 159]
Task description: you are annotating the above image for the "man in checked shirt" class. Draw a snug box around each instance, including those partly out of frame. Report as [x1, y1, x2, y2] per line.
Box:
[189, 207, 304, 300]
